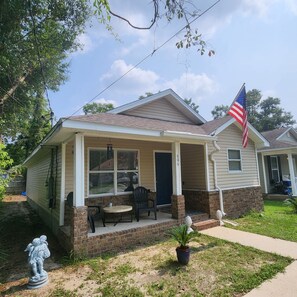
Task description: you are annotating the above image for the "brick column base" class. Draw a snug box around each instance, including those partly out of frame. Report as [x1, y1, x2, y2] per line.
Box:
[70, 206, 88, 256]
[171, 195, 185, 223]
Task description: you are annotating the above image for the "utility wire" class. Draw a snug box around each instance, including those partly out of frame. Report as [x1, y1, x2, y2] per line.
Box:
[64, 0, 222, 121]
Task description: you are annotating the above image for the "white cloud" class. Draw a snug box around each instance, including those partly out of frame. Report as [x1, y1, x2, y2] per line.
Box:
[93, 98, 118, 107]
[162, 72, 217, 103]
[284, 0, 297, 15]
[100, 59, 160, 96]
[75, 33, 94, 55]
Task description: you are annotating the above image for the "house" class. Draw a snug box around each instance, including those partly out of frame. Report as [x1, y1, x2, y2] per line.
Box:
[24, 89, 268, 256]
[258, 126, 297, 196]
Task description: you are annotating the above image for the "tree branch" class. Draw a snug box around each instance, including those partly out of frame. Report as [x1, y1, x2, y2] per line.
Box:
[107, 0, 158, 30]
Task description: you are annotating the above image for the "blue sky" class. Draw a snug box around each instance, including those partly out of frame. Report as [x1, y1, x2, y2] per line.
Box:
[49, 0, 297, 123]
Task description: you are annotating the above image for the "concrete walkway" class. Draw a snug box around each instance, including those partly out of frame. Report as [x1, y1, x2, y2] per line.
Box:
[201, 226, 297, 297]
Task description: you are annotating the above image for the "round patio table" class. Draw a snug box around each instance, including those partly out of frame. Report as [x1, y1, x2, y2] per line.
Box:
[102, 205, 133, 226]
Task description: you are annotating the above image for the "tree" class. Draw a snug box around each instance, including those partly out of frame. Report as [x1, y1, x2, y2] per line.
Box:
[211, 89, 296, 131]
[93, 0, 216, 55]
[211, 104, 228, 119]
[0, 0, 90, 162]
[139, 92, 154, 99]
[0, 144, 13, 201]
[83, 102, 114, 114]
[184, 98, 199, 113]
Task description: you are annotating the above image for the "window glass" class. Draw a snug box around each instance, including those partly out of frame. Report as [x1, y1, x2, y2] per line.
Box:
[89, 173, 114, 194]
[117, 151, 138, 170]
[228, 149, 241, 171]
[117, 172, 139, 193]
[228, 149, 240, 160]
[89, 150, 113, 171]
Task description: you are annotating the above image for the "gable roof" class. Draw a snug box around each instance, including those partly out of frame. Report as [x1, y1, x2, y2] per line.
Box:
[201, 115, 269, 148]
[108, 89, 206, 125]
[260, 127, 297, 151]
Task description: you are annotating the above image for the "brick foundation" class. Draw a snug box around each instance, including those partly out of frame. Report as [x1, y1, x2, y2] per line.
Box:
[171, 195, 185, 223]
[183, 186, 263, 219]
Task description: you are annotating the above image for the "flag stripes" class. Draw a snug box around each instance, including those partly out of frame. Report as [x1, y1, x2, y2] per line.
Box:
[228, 85, 248, 148]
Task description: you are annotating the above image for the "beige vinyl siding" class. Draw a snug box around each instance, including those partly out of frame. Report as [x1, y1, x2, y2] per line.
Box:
[209, 124, 259, 189]
[121, 99, 194, 124]
[26, 147, 61, 232]
[181, 144, 206, 189]
[66, 137, 172, 197]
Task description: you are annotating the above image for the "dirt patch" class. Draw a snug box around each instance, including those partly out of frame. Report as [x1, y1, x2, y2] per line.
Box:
[0, 195, 66, 290]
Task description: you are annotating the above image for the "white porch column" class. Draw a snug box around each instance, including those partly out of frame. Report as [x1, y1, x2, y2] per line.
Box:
[204, 143, 210, 191]
[287, 153, 297, 196]
[172, 142, 182, 195]
[73, 133, 85, 207]
[59, 143, 66, 225]
[261, 153, 268, 194]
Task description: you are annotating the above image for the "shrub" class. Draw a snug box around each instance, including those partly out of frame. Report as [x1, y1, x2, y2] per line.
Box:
[0, 143, 13, 201]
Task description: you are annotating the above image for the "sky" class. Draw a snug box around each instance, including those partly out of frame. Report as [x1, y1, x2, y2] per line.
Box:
[49, 0, 297, 123]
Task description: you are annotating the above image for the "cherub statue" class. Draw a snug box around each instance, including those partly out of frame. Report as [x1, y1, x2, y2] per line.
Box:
[25, 235, 51, 283]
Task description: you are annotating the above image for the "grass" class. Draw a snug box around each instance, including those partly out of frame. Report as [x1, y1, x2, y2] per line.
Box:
[39, 235, 291, 297]
[230, 200, 297, 242]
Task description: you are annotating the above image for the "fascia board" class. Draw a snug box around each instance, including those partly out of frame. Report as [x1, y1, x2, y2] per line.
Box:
[62, 119, 161, 137]
[258, 147, 297, 155]
[161, 131, 216, 141]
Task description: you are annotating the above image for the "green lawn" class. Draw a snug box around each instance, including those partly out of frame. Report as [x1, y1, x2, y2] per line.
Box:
[231, 200, 297, 242]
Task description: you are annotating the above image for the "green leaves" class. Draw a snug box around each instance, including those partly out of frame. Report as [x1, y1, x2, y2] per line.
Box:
[284, 197, 297, 213]
[169, 224, 199, 248]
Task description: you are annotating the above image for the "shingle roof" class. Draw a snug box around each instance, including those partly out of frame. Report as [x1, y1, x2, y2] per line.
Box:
[260, 127, 297, 150]
[201, 116, 232, 135]
[68, 113, 208, 135]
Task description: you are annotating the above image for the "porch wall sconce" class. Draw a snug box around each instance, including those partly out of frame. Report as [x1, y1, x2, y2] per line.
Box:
[107, 143, 113, 159]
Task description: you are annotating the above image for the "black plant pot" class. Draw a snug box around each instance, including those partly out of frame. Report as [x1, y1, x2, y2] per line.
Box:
[176, 246, 190, 265]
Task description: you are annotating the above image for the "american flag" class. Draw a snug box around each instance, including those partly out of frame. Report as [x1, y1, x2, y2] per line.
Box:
[228, 85, 248, 148]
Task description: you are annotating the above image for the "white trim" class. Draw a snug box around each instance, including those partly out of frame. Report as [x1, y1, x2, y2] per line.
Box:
[260, 153, 268, 193]
[172, 142, 182, 195]
[87, 147, 140, 197]
[259, 147, 297, 154]
[208, 184, 261, 191]
[227, 148, 242, 172]
[204, 143, 210, 191]
[59, 143, 66, 226]
[255, 148, 261, 186]
[276, 127, 297, 140]
[108, 89, 206, 124]
[287, 153, 297, 195]
[73, 133, 85, 207]
[212, 118, 269, 148]
[161, 131, 215, 141]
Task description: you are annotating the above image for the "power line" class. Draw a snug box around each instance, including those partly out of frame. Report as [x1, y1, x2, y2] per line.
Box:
[64, 0, 222, 121]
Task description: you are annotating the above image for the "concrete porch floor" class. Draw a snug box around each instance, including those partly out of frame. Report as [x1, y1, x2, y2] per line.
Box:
[88, 211, 174, 237]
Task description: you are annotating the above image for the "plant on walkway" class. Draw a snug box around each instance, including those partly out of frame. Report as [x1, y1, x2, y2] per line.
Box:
[284, 197, 297, 213]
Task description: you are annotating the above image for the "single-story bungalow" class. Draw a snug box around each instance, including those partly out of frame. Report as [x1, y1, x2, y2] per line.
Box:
[258, 126, 297, 196]
[24, 89, 269, 255]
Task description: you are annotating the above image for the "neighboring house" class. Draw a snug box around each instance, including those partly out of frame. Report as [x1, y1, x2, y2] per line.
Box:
[258, 127, 297, 196]
[24, 89, 268, 255]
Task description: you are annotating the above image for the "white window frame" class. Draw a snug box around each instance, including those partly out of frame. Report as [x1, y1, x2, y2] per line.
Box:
[88, 147, 139, 197]
[270, 155, 280, 183]
[227, 149, 242, 172]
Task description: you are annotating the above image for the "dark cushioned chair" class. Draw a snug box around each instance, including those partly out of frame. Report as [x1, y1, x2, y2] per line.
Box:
[133, 186, 157, 222]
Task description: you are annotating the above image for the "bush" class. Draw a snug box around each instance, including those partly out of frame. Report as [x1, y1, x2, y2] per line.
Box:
[0, 143, 13, 201]
[284, 197, 297, 214]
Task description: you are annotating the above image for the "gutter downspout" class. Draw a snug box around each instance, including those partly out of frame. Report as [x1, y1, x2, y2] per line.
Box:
[209, 140, 226, 224]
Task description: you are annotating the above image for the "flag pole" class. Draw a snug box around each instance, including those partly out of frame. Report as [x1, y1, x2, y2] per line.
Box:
[227, 83, 246, 113]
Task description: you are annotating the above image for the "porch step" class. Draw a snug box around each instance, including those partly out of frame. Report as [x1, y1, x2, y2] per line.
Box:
[188, 212, 209, 223]
[192, 219, 220, 231]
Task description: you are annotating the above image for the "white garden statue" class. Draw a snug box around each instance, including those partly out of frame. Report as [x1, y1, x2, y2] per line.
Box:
[184, 215, 194, 234]
[25, 235, 51, 289]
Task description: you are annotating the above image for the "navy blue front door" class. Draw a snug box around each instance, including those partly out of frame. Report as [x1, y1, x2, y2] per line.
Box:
[155, 152, 173, 205]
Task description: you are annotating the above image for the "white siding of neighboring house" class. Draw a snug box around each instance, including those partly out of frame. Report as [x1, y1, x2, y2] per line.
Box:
[121, 99, 194, 124]
[208, 124, 259, 190]
[26, 146, 61, 234]
[181, 144, 206, 190]
[279, 132, 297, 144]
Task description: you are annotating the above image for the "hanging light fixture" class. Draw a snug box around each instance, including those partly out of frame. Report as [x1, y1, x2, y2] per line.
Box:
[107, 143, 113, 159]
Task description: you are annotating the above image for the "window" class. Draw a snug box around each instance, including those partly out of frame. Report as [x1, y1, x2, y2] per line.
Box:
[88, 149, 139, 196]
[270, 156, 280, 183]
[228, 149, 242, 171]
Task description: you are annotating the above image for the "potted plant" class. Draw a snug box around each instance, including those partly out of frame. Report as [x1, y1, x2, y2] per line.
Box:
[169, 224, 199, 265]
